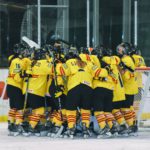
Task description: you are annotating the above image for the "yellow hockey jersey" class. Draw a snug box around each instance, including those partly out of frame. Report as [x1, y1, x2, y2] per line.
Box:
[22, 57, 31, 71]
[90, 55, 101, 67]
[45, 57, 53, 96]
[132, 54, 146, 67]
[121, 55, 138, 95]
[92, 56, 114, 90]
[23, 59, 53, 97]
[132, 54, 146, 88]
[52, 62, 68, 95]
[7, 57, 23, 89]
[109, 56, 125, 102]
[45, 57, 67, 96]
[62, 58, 108, 91]
[79, 53, 92, 64]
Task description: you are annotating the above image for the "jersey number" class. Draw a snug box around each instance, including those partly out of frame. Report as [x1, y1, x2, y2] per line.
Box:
[16, 64, 21, 69]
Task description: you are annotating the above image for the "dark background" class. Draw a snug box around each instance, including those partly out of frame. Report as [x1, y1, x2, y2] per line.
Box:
[0, 0, 150, 67]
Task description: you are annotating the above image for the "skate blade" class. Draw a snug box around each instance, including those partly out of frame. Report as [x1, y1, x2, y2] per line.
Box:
[97, 132, 112, 139]
[13, 132, 21, 137]
[97, 135, 112, 139]
[47, 132, 51, 137]
[50, 133, 55, 138]
[23, 132, 34, 137]
[69, 135, 74, 139]
[112, 132, 118, 137]
[83, 134, 89, 139]
[22, 132, 30, 137]
[34, 133, 41, 137]
[40, 131, 48, 137]
[63, 135, 74, 139]
[102, 135, 112, 139]
[118, 133, 129, 137]
[58, 134, 63, 138]
[63, 135, 68, 139]
[128, 132, 138, 137]
[8, 132, 14, 136]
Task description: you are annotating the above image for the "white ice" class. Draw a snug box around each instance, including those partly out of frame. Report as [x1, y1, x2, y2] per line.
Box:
[0, 123, 150, 150]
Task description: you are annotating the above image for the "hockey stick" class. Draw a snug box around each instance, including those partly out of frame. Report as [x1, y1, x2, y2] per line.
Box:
[22, 36, 40, 48]
[51, 51, 63, 121]
[21, 35, 41, 112]
[44, 76, 51, 121]
[23, 76, 30, 114]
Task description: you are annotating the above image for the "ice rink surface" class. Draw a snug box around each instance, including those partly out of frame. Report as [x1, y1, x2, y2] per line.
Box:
[0, 123, 150, 150]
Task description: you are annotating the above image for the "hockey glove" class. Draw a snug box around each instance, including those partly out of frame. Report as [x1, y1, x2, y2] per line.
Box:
[54, 85, 64, 98]
[101, 60, 109, 68]
[54, 91, 63, 98]
[23, 72, 32, 78]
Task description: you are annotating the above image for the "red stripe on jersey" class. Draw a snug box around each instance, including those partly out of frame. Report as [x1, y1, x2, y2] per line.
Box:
[86, 54, 91, 61]
[115, 57, 119, 64]
[60, 67, 65, 76]
[95, 69, 101, 77]
[32, 75, 39, 78]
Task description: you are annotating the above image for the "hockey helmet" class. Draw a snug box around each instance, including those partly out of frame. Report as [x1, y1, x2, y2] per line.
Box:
[43, 44, 53, 55]
[80, 47, 89, 54]
[13, 43, 28, 57]
[116, 42, 131, 56]
[91, 47, 98, 55]
[128, 45, 141, 55]
[33, 48, 46, 60]
[102, 48, 113, 56]
[65, 47, 79, 60]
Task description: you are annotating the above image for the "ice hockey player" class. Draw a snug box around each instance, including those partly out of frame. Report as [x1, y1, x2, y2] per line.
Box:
[39, 45, 54, 135]
[116, 42, 138, 135]
[7, 43, 28, 136]
[129, 46, 146, 68]
[61, 50, 92, 138]
[89, 47, 114, 138]
[104, 49, 129, 136]
[46, 46, 67, 138]
[60, 47, 111, 138]
[79, 47, 92, 63]
[128, 45, 146, 132]
[19, 48, 54, 136]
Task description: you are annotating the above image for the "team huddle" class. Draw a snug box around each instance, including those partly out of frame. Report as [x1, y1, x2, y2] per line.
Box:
[6, 41, 146, 139]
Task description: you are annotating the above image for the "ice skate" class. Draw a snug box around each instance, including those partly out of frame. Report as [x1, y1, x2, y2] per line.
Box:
[13, 124, 27, 136]
[37, 123, 49, 136]
[128, 125, 138, 136]
[24, 125, 41, 137]
[50, 125, 64, 138]
[97, 125, 112, 139]
[8, 122, 17, 136]
[47, 123, 55, 137]
[118, 124, 129, 137]
[109, 122, 119, 137]
[63, 127, 76, 139]
[82, 123, 92, 139]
